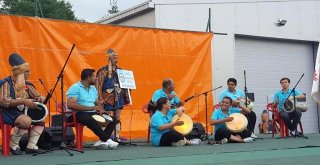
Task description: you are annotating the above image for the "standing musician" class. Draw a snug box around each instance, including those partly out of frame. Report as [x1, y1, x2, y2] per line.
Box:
[210, 96, 254, 143]
[0, 53, 46, 155]
[219, 78, 257, 138]
[150, 97, 200, 146]
[151, 78, 182, 110]
[67, 69, 118, 150]
[96, 49, 130, 142]
[272, 77, 305, 136]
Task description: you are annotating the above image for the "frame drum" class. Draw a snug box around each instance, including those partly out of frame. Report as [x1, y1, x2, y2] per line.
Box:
[171, 114, 193, 135]
[225, 113, 248, 133]
[24, 102, 48, 123]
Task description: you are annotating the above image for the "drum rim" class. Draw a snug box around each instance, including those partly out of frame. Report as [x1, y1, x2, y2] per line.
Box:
[24, 102, 48, 122]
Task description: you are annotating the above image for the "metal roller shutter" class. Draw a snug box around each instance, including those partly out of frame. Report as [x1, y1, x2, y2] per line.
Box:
[235, 36, 318, 133]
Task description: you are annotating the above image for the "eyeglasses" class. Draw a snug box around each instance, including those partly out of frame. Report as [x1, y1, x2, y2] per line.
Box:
[227, 83, 235, 86]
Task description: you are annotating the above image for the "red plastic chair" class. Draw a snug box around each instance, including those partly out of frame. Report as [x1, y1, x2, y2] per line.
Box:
[266, 103, 303, 138]
[213, 104, 221, 111]
[0, 112, 11, 156]
[56, 102, 84, 151]
[141, 104, 154, 143]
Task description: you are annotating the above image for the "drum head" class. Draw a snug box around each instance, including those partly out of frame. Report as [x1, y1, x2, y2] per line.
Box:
[92, 115, 108, 127]
[171, 114, 193, 136]
[25, 102, 48, 122]
[225, 113, 248, 133]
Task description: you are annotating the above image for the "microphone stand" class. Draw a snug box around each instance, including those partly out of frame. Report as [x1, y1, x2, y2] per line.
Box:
[34, 44, 84, 156]
[185, 86, 223, 140]
[284, 73, 308, 139]
[39, 79, 58, 127]
[39, 80, 51, 126]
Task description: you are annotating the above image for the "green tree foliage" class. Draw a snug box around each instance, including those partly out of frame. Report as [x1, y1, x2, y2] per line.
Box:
[0, 0, 85, 22]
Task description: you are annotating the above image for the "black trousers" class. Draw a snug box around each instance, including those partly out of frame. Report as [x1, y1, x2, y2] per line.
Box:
[214, 128, 251, 142]
[75, 112, 116, 142]
[159, 130, 184, 146]
[245, 111, 256, 133]
[279, 110, 302, 131]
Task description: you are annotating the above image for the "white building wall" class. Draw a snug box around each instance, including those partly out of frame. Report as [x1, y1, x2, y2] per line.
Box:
[153, 0, 320, 104]
[99, 0, 320, 133]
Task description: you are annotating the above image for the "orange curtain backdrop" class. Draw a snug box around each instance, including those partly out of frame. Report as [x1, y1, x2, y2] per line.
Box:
[0, 15, 213, 141]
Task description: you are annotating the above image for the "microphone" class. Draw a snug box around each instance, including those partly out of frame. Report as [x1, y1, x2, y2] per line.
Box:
[184, 95, 194, 103]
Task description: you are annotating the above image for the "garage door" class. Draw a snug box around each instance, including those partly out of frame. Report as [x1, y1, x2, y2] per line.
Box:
[235, 36, 318, 133]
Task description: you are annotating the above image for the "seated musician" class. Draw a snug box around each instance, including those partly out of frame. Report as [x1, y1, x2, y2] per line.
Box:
[0, 53, 46, 155]
[150, 97, 201, 146]
[258, 110, 274, 134]
[150, 78, 182, 112]
[210, 96, 254, 143]
[66, 68, 118, 150]
[272, 77, 305, 136]
[219, 78, 257, 138]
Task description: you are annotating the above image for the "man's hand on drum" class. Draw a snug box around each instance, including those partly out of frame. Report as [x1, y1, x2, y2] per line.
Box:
[225, 117, 234, 122]
[231, 100, 240, 107]
[23, 99, 38, 109]
[173, 120, 184, 126]
[94, 105, 104, 115]
[36, 96, 46, 103]
[168, 94, 176, 100]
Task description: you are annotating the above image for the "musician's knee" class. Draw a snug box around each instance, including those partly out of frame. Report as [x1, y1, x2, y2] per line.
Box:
[15, 115, 32, 128]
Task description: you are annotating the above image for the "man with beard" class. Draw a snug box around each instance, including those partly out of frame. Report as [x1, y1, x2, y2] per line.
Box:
[67, 69, 118, 150]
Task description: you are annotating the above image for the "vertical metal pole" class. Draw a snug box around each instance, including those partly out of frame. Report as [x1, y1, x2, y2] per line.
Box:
[206, 8, 211, 32]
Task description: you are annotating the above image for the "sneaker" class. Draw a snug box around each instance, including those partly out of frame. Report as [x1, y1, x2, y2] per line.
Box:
[93, 140, 109, 150]
[189, 138, 201, 145]
[172, 140, 186, 147]
[10, 147, 23, 155]
[243, 137, 254, 143]
[221, 138, 228, 144]
[251, 133, 258, 139]
[106, 139, 119, 149]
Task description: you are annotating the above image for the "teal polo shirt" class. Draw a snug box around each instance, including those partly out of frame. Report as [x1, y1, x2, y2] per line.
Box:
[273, 89, 302, 112]
[211, 108, 241, 132]
[152, 89, 180, 105]
[219, 89, 245, 111]
[66, 81, 98, 112]
[150, 109, 177, 146]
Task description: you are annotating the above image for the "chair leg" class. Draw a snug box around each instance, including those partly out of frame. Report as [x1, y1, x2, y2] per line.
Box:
[147, 124, 150, 143]
[2, 124, 11, 156]
[272, 121, 276, 138]
[280, 120, 285, 138]
[76, 124, 84, 151]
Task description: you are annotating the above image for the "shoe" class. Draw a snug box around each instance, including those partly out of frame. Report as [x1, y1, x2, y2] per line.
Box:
[10, 147, 23, 155]
[106, 139, 119, 149]
[221, 138, 228, 144]
[172, 140, 186, 147]
[251, 133, 258, 139]
[93, 140, 109, 150]
[189, 138, 201, 145]
[243, 137, 254, 143]
[25, 148, 46, 154]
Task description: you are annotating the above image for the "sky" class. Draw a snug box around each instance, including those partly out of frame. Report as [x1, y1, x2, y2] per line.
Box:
[65, 0, 148, 22]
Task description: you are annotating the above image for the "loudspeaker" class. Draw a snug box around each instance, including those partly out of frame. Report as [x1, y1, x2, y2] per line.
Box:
[186, 123, 205, 139]
[19, 126, 75, 150]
